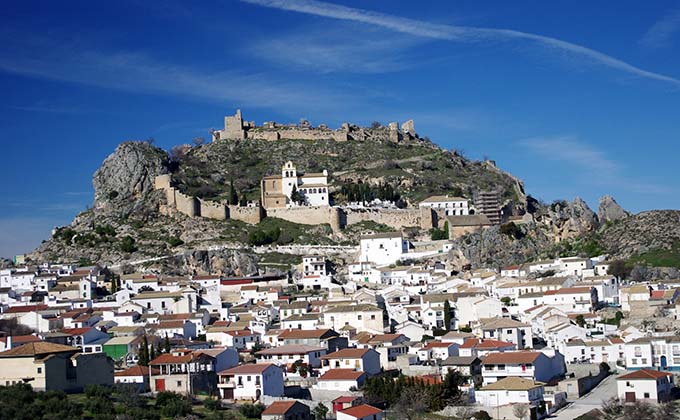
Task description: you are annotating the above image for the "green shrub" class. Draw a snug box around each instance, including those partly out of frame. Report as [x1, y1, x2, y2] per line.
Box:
[120, 236, 137, 253]
[167, 236, 184, 247]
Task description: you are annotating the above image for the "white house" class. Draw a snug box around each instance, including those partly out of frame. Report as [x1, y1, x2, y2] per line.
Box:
[320, 348, 381, 376]
[617, 369, 673, 403]
[419, 195, 469, 216]
[481, 351, 566, 385]
[337, 405, 383, 420]
[417, 341, 459, 362]
[315, 369, 367, 392]
[255, 345, 326, 369]
[322, 304, 384, 334]
[479, 318, 533, 350]
[359, 233, 409, 266]
[218, 363, 284, 401]
[475, 377, 545, 408]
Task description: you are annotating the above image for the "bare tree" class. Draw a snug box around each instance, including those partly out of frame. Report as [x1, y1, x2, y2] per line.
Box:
[192, 136, 205, 146]
[512, 404, 529, 420]
[600, 397, 624, 420]
[653, 402, 680, 420]
[394, 387, 429, 420]
[455, 406, 474, 419]
[622, 400, 656, 419]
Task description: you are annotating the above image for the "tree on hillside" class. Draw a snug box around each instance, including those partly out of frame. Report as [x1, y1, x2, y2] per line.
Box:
[192, 136, 205, 146]
[290, 185, 304, 205]
[444, 300, 452, 331]
[229, 179, 238, 205]
[512, 404, 529, 420]
[313, 403, 329, 420]
[138, 336, 150, 366]
[608, 260, 632, 280]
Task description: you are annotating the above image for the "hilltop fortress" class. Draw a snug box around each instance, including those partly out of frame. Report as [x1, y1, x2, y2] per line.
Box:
[211, 109, 417, 142]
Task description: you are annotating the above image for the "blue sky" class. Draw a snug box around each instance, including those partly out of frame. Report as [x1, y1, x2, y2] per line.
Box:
[1, 0, 680, 257]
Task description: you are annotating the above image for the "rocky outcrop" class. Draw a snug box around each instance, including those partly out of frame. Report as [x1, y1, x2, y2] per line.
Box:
[153, 249, 261, 277]
[534, 197, 599, 242]
[92, 141, 169, 208]
[599, 210, 680, 258]
[598, 195, 630, 223]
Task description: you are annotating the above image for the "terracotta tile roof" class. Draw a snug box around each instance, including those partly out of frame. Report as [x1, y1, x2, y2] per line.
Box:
[62, 327, 94, 335]
[333, 396, 360, 403]
[150, 353, 193, 364]
[4, 304, 49, 314]
[618, 369, 673, 380]
[219, 363, 277, 375]
[115, 365, 159, 376]
[319, 369, 365, 381]
[320, 348, 370, 359]
[256, 345, 325, 355]
[339, 404, 382, 419]
[262, 401, 299, 415]
[278, 329, 336, 339]
[482, 351, 542, 365]
[0, 342, 79, 357]
[2, 335, 42, 345]
[422, 341, 455, 350]
[460, 338, 514, 350]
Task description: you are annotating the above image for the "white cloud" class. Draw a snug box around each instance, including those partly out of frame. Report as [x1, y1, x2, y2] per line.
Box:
[639, 8, 680, 49]
[247, 24, 425, 74]
[242, 0, 680, 89]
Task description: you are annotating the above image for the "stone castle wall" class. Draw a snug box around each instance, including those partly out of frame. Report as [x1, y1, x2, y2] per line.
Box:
[343, 207, 436, 230]
[154, 174, 444, 235]
[228, 205, 263, 224]
[198, 199, 227, 220]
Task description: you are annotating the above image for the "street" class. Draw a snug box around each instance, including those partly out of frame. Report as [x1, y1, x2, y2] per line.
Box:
[549, 373, 618, 419]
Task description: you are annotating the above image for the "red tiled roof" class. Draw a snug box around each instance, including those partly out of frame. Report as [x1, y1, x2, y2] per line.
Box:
[319, 369, 365, 381]
[219, 363, 277, 375]
[422, 341, 455, 350]
[339, 404, 382, 419]
[320, 348, 370, 359]
[619, 369, 673, 380]
[650, 291, 665, 300]
[482, 351, 542, 364]
[333, 396, 360, 403]
[460, 338, 514, 349]
[2, 335, 42, 345]
[115, 365, 159, 376]
[4, 304, 49, 314]
[262, 401, 297, 415]
[62, 327, 94, 335]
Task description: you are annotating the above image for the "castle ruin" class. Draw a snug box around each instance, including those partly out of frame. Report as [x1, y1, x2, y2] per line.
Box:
[211, 109, 417, 143]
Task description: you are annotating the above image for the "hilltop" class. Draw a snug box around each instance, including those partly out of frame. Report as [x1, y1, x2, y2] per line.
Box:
[26, 113, 680, 276]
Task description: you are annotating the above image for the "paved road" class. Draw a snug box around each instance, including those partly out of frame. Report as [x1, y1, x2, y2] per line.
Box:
[549, 373, 618, 419]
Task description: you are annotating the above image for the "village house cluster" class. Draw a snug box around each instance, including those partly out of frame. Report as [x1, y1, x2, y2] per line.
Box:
[2, 231, 679, 419]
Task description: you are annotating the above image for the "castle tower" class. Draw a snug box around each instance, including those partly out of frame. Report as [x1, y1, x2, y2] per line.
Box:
[281, 161, 298, 201]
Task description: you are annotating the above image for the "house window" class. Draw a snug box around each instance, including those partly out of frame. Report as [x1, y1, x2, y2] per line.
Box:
[37, 368, 42, 374]
[644, 393, 650, 398]
[358, 315, 362, 320]
[371, 315, 376, 320]
[247, 376, 252, 382]
[177, 381, 182, 387]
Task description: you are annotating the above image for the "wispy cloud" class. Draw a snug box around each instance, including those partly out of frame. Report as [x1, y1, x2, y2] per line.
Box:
[242, 0, 680, 89]
[0, 30, 351, 111]
[639, 8, 680, 49]
[518, 136, 671, 195]
[247, 24, 425, 74]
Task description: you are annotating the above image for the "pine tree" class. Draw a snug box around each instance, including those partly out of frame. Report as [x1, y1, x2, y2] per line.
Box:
[229, 179, 238, 205]
[444, 300, 452, 331]
[138, 336, 149, 366]
[164, 334, 171, 353]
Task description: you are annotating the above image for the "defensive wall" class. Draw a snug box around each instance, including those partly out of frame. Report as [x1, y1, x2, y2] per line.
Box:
[155, 175, 440, 233]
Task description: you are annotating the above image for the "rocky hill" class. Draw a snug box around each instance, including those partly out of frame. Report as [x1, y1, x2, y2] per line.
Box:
[27, 130, 680, 275]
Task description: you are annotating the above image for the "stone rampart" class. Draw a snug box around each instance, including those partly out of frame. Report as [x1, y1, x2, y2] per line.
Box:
[266, 206, 335, 227]
[228, 205, 263, 224]
[198, 199, 227, 220]
[175, 191, 199, 217]
[343, 208, 424, 230]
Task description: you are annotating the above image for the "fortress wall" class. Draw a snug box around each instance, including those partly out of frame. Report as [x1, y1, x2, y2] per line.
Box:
[267, 206, 335, 226]
[198, 199, 227, 220]
[248, 131, 280, 141]
[174, 191, 199, 217]
[154, 174, 172, 190]
[228, 205, 263, 224]
[276, 129, 336, 141]
[343, 208, 423, 230]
